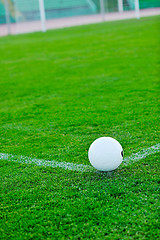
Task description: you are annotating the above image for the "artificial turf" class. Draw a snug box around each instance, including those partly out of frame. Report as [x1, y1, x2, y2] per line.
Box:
[0, 16, 160, 239]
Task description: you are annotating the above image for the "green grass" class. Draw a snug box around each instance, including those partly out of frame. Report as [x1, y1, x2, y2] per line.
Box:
[0, 16, 160, 239]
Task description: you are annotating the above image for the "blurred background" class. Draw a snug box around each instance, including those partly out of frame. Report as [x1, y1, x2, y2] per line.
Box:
[0, 0, 160, 36]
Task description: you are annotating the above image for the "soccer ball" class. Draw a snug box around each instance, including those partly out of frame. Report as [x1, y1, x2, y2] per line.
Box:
[88, 137, 123, 171]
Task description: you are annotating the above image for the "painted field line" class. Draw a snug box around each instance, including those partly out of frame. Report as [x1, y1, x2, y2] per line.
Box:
[0, 143, 159, 172]
[123, 143, 160, 165]
[0, 152, 93, 172]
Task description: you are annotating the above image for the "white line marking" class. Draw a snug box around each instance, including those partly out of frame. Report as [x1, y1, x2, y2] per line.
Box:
[123, 143, 160, 165]
[0, 153, 93, 172]
[0, 144, 159, 172]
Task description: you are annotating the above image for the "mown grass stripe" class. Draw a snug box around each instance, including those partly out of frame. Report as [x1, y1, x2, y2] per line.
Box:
[0, 143, 159, 172]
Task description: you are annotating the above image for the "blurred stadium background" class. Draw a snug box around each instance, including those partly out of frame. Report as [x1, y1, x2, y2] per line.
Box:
[0, 0, 160, 35]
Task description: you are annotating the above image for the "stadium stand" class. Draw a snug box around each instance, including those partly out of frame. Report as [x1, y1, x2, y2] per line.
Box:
[126, 0, 160, 9]
[0, 1, 6, 23]
[0, 0, 159, 24]
[0, 0, 97, 23]
[139, 0, 160, 8]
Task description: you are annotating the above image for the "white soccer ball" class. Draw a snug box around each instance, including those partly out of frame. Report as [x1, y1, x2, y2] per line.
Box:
[88, 137, 123, 171]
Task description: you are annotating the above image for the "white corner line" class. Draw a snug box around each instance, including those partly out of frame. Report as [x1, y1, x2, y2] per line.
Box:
[0, 152, 93, 172]
[123, 143, 160, 165]
[0, 143, 159, 172]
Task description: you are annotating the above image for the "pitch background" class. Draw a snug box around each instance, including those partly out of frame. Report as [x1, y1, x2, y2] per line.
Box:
[0, 16, 159, 239]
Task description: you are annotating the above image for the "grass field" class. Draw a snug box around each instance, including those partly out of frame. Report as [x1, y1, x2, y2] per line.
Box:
[0, 16, 160, 239]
